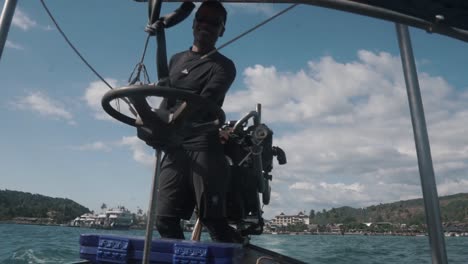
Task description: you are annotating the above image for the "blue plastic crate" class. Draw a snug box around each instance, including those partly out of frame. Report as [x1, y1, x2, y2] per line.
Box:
[79, 234, 244, 264]
[79, 234, 174, 263]
[173, 241, 243, 264]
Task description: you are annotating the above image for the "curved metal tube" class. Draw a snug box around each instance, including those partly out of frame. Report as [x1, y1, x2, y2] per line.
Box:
[148, 0, 162, 26]
[233, 111, 260, 134]
[0, 0, 18, 60]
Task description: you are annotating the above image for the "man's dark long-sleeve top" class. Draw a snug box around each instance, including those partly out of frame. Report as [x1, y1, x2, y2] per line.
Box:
[166, 49, 236, 151]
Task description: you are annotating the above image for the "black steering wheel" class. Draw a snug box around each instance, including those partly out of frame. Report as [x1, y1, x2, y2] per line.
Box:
[101, 84, 225, 148]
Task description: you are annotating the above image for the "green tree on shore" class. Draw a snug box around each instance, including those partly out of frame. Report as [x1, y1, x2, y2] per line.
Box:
[309, 209, 315, 222]
[0, 189, 90, 223]
[308, 193, 468, 226]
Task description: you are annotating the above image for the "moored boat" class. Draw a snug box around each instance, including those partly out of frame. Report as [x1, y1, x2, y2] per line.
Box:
[102, 208, 133, 230]
[70, 208, 133, 230]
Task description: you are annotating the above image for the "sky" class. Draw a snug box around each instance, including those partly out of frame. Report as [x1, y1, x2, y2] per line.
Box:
[1, 0, 467, 220]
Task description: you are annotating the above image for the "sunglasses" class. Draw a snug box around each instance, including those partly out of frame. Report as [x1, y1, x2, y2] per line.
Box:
[195, 15, 225, 28]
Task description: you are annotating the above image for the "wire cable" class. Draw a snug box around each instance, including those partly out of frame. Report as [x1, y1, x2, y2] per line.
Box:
[128, 34, 152, 85]
[39, 0, 114, 90]
[201, 3, 299, 59]
[39, 0, 137, 116]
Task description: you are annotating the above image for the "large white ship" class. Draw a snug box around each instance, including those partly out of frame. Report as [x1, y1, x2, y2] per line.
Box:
[71, 208, 133, 229]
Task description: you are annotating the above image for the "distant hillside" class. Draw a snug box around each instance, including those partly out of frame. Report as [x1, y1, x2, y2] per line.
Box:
[310, 193, 468, 225]
[0, 189, 90, 223]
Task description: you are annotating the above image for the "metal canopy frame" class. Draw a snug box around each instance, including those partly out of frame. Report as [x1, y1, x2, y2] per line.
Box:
[2, 0, 462, 263]
[160, 0, 468, 42]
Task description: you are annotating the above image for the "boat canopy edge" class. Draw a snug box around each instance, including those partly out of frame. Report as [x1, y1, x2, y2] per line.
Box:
[137, 0, 468, 43]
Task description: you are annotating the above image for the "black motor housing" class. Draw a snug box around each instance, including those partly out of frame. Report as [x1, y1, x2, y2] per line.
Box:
[223, 122, 286, 235]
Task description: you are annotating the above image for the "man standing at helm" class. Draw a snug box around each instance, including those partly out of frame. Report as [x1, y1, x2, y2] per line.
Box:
[155, 1, 242, 243]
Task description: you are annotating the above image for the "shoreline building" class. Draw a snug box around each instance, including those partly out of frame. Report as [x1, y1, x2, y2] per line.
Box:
[270, 211, 310, 226]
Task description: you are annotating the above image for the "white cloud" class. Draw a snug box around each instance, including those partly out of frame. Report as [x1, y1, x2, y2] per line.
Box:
[43, 25, 55, 31]
[225, 50, 408, 123]
[71, 141, 111, 152]
[71, 136, 154, 166]
[84, 79, 126, 121]
[225, 50, 468, 218]
[438, 179, 468, 196]
[12, 91, 75, 125]
[6, 40, 24, 50]
[13, 9, 37, 31]
[119, 136, 155, 167]
[226, 3, 277, 17]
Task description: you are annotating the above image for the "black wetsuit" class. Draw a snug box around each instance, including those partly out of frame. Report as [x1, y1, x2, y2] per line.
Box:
[155, 49, 241, 242]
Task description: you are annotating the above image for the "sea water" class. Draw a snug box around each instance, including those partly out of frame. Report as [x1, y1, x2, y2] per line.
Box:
[0, 223, 467, 263]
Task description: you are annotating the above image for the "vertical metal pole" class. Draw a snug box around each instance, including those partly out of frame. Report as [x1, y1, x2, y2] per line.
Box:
[395, 23, 447, 264]
[190, 218, 202, 241]
[0, 0, 18, 61]
[142, 150, 162, 264]
[256, 103, 262, 123]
